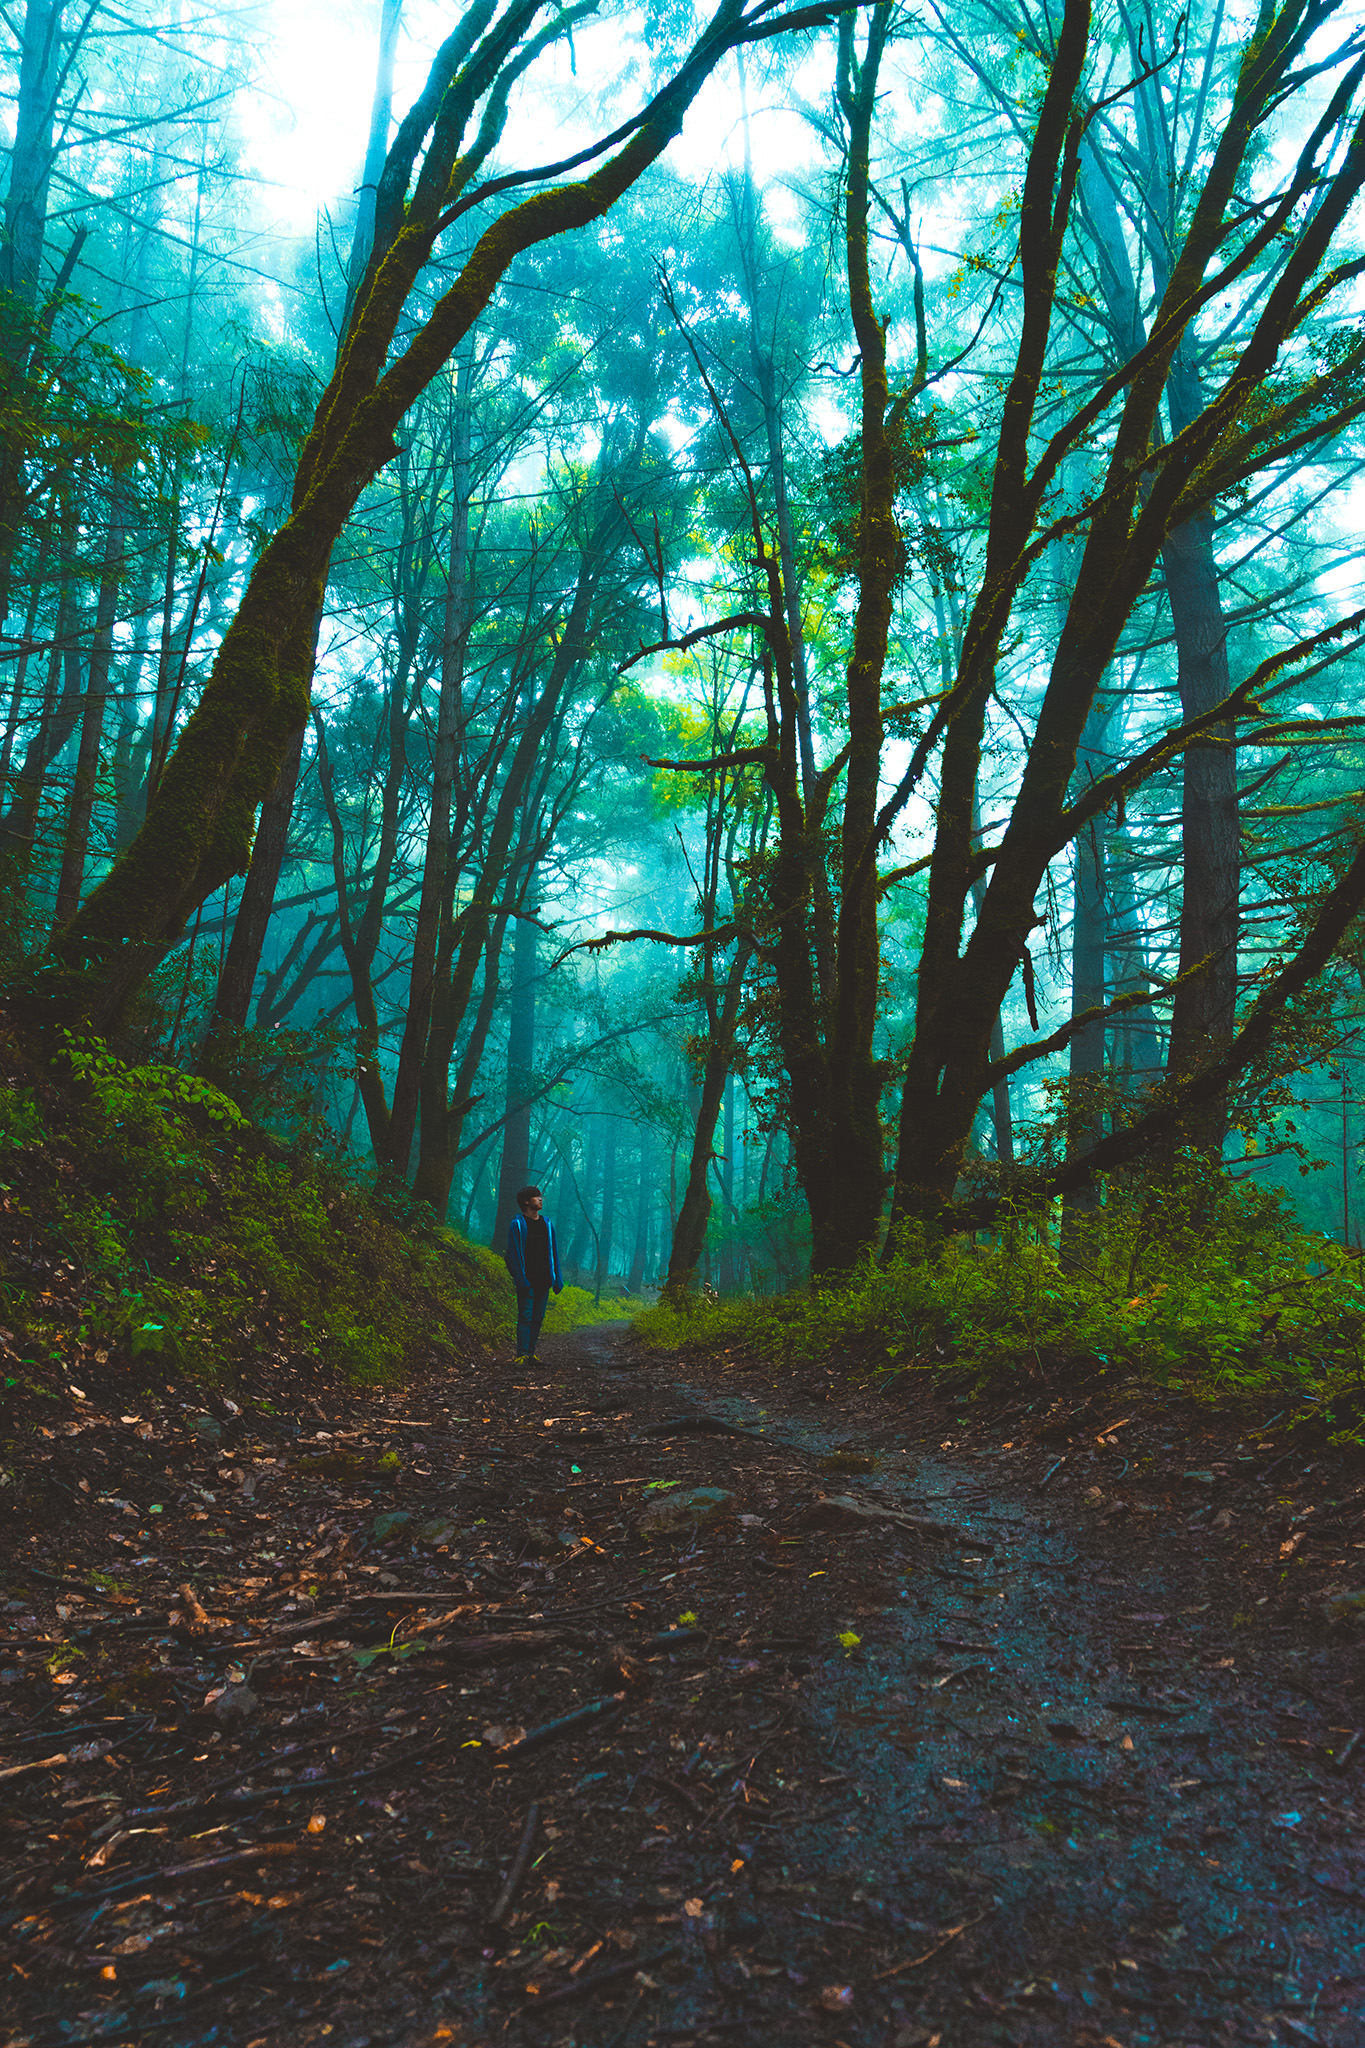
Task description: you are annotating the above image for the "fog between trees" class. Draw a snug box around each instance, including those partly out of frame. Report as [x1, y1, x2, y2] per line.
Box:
[7, 0, 1365, 1293]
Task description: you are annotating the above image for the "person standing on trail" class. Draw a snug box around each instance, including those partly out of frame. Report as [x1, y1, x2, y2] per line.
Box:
[504, 1184, 563, 1365]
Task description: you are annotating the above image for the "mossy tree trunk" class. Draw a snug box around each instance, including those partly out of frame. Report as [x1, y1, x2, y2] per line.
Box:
[53, 0, 842, 1028]
[817, 1, 897, 1269]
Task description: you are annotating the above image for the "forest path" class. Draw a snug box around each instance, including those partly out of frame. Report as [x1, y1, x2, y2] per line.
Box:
[535, 1319, 1364, 2048]
[4, 1320, 1363, 2048]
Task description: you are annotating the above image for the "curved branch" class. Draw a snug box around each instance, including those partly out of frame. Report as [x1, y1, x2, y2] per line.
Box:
[643, 749, 769, 772]
[549, 921, 755, 971]
[618, 612, 775, 673]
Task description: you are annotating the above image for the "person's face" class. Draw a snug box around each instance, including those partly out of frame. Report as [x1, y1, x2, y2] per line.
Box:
[520, 1194, 543, 1219]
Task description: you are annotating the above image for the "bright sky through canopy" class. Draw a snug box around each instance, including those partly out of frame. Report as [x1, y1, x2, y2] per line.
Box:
[252, 0, 819, 234]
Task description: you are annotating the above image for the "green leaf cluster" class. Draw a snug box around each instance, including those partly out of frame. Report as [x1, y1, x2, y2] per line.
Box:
[636, 1178, 1365, 1441]
[0, 1033, 518, 1397]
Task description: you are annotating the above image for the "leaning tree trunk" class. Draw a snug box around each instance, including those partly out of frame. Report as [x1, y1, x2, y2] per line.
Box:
[204, 1, 406, 1051]
[53, 0, 781, 1030]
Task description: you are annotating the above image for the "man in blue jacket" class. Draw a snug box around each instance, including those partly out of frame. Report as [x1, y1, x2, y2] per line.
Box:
[504, 1184, 563, 1365]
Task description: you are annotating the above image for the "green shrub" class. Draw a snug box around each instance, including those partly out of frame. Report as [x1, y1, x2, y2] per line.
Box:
[636, 1171, 1365, 1438]
[1, 1029, 519, 1393]
[543, 1284, 643, 1335]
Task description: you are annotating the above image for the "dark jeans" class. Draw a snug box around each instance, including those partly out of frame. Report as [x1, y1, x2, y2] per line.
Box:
[516, 1286, 551, 1358]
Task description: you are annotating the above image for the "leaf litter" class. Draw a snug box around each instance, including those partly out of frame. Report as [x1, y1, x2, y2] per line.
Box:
[1, 1322, 1364, 2044]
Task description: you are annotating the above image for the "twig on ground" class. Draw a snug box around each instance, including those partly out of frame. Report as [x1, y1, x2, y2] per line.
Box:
[488, 1801, 540, 1928]
[6, 1838, 319, 1927]
[498, 1695, 626, 1758]
[524, 1943, 680, 2010]
[639, 1769, 707, 1812]
[873, 1903, 996, 1980]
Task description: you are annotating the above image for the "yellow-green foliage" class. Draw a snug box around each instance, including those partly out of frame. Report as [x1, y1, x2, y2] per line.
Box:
[543, 1285, 643, 1335]
[0, 1037, 516, 1392]
[636, 1175, 1365, 1437]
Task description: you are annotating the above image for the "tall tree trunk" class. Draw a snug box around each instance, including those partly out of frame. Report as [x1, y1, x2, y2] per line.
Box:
[342, 0, 404, 331]
[597, 1119, 617, 1295]
[414, 901, 511, 1217]
[817, 3, 896, 1271]
[664, 942, 753, 1298]
[205, 0, 408, 1052]
[1162, 358, 1238, 1151]
[1078, 144, 1238, 1147]
[666, 1054, 729, 1298]
[2, 487, 81, 873]
[0, 520, 53, 801]
[568, 1125, 601, 1272]
[390, 347, 474, 1173]
[730, 78, 835, 1004]
[313, 642, 420, 1160]
[552, 1133, 577, 1248]
[1108, 845, 1162, 1083]
[205, 727, 304, 1038]
[490, 904, 538, 1245]
[54, 498, 127, 925]
[411, 522, 612, 1214]
[1060, 693, 1111, 1242]
[628, 1128, 650, 1294]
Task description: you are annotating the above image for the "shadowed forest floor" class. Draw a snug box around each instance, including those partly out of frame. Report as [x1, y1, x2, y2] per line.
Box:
[3, 1323, 1364, 2048]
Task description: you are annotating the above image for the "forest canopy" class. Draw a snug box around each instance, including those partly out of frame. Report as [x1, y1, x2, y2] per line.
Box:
[6, 0, 1365, 1306]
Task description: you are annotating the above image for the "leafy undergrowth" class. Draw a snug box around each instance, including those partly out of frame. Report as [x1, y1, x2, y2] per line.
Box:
[0, 1020, 514, 1495]
[637, 1171, 1365, 1443]
[542, 1285, 644, 1336]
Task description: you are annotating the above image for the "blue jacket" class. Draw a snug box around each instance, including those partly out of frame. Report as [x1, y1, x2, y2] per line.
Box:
[505, 1211, 563, 1293]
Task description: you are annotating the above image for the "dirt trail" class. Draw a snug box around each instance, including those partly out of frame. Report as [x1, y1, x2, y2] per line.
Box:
[558, 1325, 1365, 2048]
[3, 1321, 1363, 2048]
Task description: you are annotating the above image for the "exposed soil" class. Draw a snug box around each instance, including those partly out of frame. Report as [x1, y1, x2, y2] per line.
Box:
[2, 1322, 1364, 2048]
